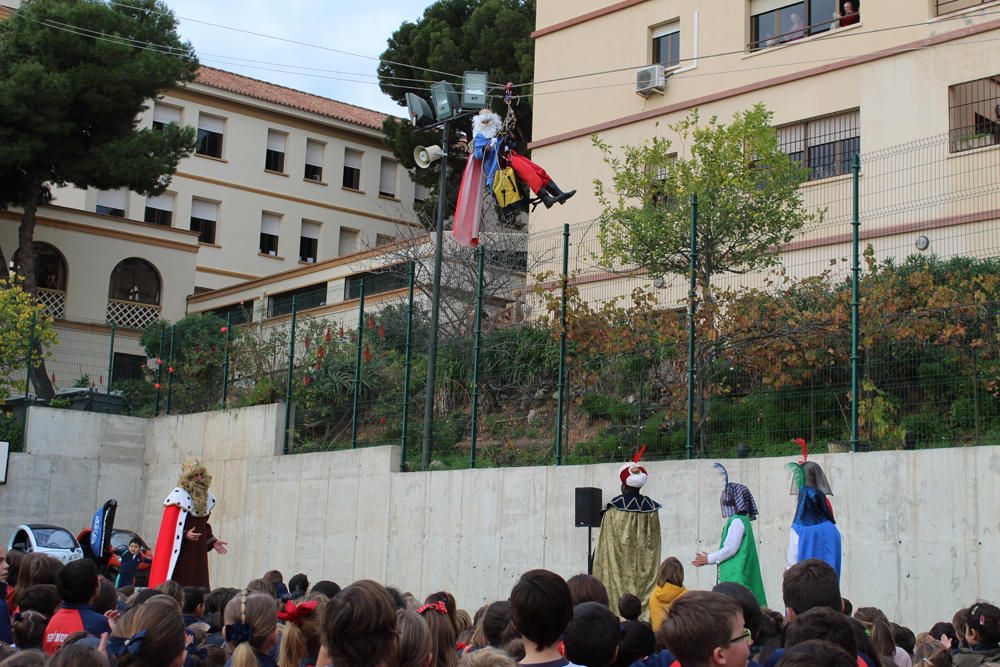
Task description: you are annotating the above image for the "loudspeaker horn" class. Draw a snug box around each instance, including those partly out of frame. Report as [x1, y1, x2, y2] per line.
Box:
[413, 145, 444, 169]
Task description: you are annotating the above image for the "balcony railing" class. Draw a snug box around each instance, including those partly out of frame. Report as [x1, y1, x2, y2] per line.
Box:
[106, 298, 161, 330]
[936, 0, 991, 15]
[35, 288, 66, 320]
[748, 12, 858, 51]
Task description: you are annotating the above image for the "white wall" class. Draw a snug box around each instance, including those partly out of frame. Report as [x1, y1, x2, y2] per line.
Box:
[2, 404, 996, 633]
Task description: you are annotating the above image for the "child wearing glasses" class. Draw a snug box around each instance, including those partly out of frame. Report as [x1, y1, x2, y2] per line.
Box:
[660, 591, 751, 667]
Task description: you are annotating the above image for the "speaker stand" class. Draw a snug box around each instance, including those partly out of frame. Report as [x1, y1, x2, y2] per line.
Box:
[587, 525, 595, 574]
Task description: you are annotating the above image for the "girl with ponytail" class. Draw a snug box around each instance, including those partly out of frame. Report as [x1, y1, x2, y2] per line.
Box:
[224, 590, 278, 667]
[277, 597, 326, 667]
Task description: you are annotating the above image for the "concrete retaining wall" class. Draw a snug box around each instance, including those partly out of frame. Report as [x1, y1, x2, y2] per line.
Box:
[1, 404, 996, 633]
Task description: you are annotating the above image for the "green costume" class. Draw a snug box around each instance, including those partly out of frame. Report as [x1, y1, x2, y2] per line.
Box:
[717, 514, 767, 608]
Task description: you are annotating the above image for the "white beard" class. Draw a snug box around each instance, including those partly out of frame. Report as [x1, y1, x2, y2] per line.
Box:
[473, 110, 501, 139]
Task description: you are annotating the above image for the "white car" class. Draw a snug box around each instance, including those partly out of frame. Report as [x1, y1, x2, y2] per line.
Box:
[8, 524, 84, 564]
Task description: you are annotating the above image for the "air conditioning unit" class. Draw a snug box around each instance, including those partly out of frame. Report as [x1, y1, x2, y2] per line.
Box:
[635, 64, 667, 97]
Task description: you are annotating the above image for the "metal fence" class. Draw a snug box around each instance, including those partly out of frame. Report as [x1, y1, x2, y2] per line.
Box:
[5, 130, 1000, 467]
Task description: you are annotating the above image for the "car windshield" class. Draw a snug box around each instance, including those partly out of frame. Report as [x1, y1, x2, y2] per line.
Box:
[110, 531, 140, 550]
[33, 528, 76, 550]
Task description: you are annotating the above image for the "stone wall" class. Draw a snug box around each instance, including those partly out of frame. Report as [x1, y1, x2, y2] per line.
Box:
[2, 404, 997, 632]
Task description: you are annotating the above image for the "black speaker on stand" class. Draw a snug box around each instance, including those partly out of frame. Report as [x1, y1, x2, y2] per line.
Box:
[575, 487, 602, 573]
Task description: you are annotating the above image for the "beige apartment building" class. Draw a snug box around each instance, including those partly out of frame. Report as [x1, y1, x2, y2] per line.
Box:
[2, 0, 423, 393]
[528, 0, 1000, 302]
[51, 67, 422, 292]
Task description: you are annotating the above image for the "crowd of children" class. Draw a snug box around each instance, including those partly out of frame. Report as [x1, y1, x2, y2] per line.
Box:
[0, 540, 997, 667]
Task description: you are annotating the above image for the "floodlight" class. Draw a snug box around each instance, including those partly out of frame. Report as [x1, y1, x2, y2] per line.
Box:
[430, 81, 460, 121]
[405, 92, 435, 128]
[462, 71, 488, 109]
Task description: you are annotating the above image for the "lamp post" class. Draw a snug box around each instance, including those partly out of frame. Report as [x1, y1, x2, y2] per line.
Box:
[408, 72, 485, 469]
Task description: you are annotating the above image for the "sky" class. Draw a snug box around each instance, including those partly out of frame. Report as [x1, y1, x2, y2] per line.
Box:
[162, 0, 439, 117]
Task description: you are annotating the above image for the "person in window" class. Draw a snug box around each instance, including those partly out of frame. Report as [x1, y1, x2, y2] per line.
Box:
[838, 1, 859, 27]
[787, 12, 807, 41]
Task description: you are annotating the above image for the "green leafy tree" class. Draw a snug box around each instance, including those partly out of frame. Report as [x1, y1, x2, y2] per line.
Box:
[593, 104, 820, 452]
[0, 277, 57, 398]
[141, 313, 231, 413]
[0, 0, 199, 397]
[377, 0, 535, 224]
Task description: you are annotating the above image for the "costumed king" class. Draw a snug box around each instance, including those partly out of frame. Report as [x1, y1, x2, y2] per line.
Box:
[148, 459, 228, 588]
[786, 438, 841, 577]
[691, 463, 767, 607]
[593, 447, 662, 620]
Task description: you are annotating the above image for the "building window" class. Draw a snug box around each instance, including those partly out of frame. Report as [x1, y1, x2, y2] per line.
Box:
[749, 0, 846, 51]
[267, 283, 326, 318]
[109, 258, 160, 304]
[414, 183, 429, 202]
[948, 75, 1000, 153]
[112, 353, 147, 382]
[265, 129, 286, 172]
[651, 23, 680, 68]
[651, 153, 679, 205]
[778, 110, 859, 181]
[305, 139, 325, 181]
[343, 148, 362, 190]
[152, 103, 181, 130]
[259, 212, 281, 256]
[299, 220, 321, 263]
[13, 242, 67, 291]
[936, 0, 987, 15]
[96, 189, 127, 217]
[144, 193, 174, 227]
[344, 264, 409, 300]
[378, 157, 398, 197]
[190, 199, 219, 244]
[338, 227, 359, 257]
[212, 301, 254, 325]
[196, 114, 225, 158]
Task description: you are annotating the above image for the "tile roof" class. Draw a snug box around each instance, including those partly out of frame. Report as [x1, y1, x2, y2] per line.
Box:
[193, 66, 391, 130]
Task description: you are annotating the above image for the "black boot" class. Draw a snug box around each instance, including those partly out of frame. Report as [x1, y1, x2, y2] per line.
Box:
[544, 180, 576, 205]
[536, 186, 559, 209]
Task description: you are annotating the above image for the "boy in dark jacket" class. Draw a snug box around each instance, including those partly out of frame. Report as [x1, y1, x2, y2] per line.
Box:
[115, 538, 151, 588]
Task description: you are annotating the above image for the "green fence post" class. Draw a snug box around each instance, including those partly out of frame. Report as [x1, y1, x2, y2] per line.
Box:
[283, 297, 298, 455]
[23, 310, 36, 403]
[221, 312, 232, 409]
[351, 279, 366, 450]
[105, 322, 116, 414]
[850, 154, 860, 453]
[686, 194, 698, 460]
[400, 262, 416, 470]
[154, 328, 164, 416]
[470, 247, 486, 469]
[166, 325, 176, 414]
[555, 223, 570, 466]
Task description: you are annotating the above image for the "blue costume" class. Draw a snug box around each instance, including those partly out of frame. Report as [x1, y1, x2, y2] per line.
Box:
[786, 446, 841, 578]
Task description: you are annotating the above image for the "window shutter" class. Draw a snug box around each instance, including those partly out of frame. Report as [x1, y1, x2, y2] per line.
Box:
[146, 194, 174, 211]
[301, 221, 321, 239]
[97, 190, 127, 210]
[750, 0, 796, 15]
[261, 213, 281, 236]
[344, 149, 362, 169]
[191, 199, 218, 221]
[779, 124, 806, 153]
[198, 114, 225, 134]
[153, 104, 181, 125]
[807, 111, 859, 144]
[379, 159, 397, 194]
[266, 130, 286, 152]
[306, 140, 324, 166]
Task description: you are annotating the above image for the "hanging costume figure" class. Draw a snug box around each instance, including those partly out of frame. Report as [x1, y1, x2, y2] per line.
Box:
[593, 447, 662, 620]
[149, 459, 228, 588]
[692, 464, 767, 608]
[453, 108, 575, 247]
[786, 438, 841, 578]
